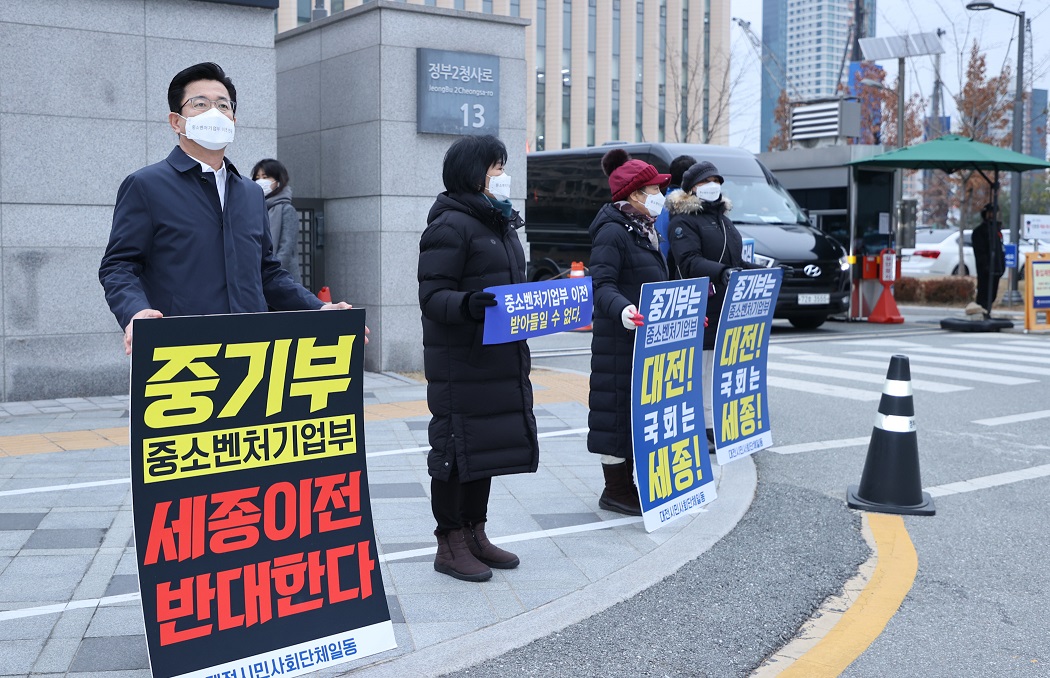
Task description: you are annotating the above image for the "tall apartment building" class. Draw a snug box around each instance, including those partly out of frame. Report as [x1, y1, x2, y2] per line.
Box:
[760, 0, 875, 151]
[277, 0, 731, 150]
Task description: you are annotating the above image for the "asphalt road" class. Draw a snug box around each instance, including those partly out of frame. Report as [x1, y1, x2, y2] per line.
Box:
[456, 312, 1050, 676]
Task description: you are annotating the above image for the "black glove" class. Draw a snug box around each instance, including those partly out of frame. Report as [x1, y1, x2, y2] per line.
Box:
[465, 291, 497, 321]
[720, 267, 741, 288]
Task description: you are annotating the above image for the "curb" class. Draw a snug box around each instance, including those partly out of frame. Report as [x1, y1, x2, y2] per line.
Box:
[352, 456, 759, 677]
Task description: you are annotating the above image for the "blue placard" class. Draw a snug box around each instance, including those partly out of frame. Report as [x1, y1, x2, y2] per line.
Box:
[1005, 243, 1018, 269]
[741, 237, 755, 264]
[631, 279, 717, 533]
[482, 278, 593, 344]
[711, 269, 783, 465]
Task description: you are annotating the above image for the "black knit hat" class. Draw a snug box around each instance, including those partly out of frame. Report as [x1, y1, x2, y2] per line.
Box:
[682, 161, 725, 192]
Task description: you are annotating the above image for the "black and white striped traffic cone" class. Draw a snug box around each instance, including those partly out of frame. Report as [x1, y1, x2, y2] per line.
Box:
[846, 354, 935, 516]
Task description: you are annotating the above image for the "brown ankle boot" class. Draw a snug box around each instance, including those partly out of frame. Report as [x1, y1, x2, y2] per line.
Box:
[434, 529, 492, 582]
[463, 522, 519, 569]
[598, 461, 642, 516]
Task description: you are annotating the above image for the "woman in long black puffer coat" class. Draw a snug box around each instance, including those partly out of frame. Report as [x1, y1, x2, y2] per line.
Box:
[666, 161, 764, 445]
[418, 134, 539, 583]
[587, 149, 670, 516]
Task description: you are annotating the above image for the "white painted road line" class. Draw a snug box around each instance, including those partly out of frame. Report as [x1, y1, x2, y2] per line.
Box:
[767, 437, 870, 455]
[847, 350, 1050, 377]
[367, 427, 588, 458]
[766, 362, 968, 393]
[379, 515, 646, 562]
[899, 345, 1050, 366]
[766, 376, 881, 401]
[0, 517, 651, 620]
[926, 463, 1050, 497]
[973, 410, 1050, 426]
[0, 592, 140, 622]
[954, 342, 1050, 357]
[786, 354, 1035, 385]
[0, 478, 129, 498]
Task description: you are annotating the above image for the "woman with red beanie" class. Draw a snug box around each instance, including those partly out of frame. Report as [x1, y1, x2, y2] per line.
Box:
[587, 149, 670, 516]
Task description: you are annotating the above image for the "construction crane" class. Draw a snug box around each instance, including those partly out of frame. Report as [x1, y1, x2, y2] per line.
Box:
[732, 17, 801, 101]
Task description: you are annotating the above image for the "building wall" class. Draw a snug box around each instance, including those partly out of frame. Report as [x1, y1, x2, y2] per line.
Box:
[275, 2, 527, 372]
[0, 0, 278, 401]
[1027, 88, 1047, 160]
[277, 0, 731, 149]
[759, 0, 788, 152]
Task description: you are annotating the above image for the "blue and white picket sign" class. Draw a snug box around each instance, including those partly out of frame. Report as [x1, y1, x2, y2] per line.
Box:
[711, 268, 783, 466]
[741, 237, 755, 264]
[1005, 243, 1017, 270]
[482, 277, 593, 344]
[631, 278, 716, 533]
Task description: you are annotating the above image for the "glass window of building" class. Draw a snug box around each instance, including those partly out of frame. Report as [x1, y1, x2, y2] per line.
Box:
[635, 0, 644, 142]
[562, 0, 572, 148]
[588, 0, 596, 145]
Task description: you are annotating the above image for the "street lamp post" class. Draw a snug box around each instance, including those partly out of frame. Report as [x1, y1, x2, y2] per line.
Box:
[861, 75, 907, 248]
[967, 1, 1025, 304]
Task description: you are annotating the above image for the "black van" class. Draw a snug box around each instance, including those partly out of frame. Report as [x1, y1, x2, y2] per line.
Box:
[525, 142, 850, 329]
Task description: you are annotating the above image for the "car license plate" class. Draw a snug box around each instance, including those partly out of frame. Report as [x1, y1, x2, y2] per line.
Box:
[798, 293, 829, 305]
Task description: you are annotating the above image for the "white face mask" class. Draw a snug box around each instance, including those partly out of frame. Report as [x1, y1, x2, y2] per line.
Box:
[255, 178, 274, 194]
[180, 107, 235, 151]
[642, 191, 666, 217]
[695, 182, 722, 203]
[488, 173, 512, 201]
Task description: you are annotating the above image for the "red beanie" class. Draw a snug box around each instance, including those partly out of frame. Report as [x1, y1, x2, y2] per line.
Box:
[602, 149, 671, 201]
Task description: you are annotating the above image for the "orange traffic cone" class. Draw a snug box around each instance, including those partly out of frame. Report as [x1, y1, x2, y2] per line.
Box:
[868, 250, 904, 324]
[868, 284, 904, 323]
[317, 286, 332, 303]
[846, 354, 934, 516]
[569, 261, 592, 331]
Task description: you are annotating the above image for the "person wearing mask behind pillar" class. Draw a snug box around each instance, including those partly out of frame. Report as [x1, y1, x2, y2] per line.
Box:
[666, 161, 764, 448]
[252, 158, 300, 284]
[418, 134, 539, 582]
[587, 149, 671, 516]
[970, 203, 1005, 316]
[653, 154, 696, 259]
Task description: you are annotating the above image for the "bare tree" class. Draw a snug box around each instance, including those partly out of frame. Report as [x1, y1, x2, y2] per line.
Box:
[768, 90, 792, 151]
[663, 44, 748, 144]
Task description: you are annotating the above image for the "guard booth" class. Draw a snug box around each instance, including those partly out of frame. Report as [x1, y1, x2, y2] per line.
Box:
[759, 144, 898, 319]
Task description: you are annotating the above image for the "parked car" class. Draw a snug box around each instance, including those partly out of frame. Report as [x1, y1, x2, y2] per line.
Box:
[901, 228, 975, 277]
[525, 143, 851, 329]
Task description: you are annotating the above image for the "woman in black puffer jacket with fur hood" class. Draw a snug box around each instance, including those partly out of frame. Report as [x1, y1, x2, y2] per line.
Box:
[666, 160, 763, 444]
[587, 149, 670, 517]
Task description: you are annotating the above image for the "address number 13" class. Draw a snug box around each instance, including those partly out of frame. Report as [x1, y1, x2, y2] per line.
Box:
[460, 103, 485, 128]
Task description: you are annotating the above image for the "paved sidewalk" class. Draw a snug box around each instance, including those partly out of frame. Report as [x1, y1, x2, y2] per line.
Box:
[0, 369, 756, 677]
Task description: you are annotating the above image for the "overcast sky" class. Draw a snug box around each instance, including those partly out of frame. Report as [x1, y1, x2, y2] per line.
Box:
[727, 0, 1050, 151]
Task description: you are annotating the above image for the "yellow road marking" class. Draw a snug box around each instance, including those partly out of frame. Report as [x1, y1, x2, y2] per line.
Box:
[776, 514, 918, 677]
[0, 370, 593, 457]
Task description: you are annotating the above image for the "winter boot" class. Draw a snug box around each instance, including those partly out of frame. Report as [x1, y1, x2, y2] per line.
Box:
[598, 461, 642, 516]
[463, 521, 520, 569]
[434, 529, 492, 582]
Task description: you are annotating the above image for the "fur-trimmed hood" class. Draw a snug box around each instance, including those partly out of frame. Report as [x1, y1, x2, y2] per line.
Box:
[664, 189, 733, 216]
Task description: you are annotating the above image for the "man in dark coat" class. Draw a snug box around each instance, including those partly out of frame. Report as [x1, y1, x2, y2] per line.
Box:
[99, 63, 346, 354]
[666, 160, 764, 443]
[972, 203, 1006, 314]
[419, 135, 539, 582]
[588, 149, 670, 516]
